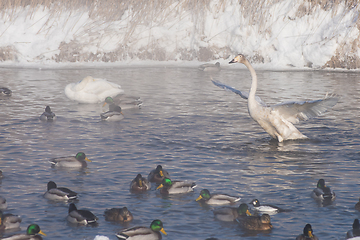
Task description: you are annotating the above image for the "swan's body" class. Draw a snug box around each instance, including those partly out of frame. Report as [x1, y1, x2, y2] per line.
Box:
[0, 210, 22, 230]
[39, 106, 56, 122]
[104, 207, 133, 222]
[67, 203, 98, 225]
[116, 219, 166, 240]
[213, 54, 339, 142]
[43, 181, 78, 201]
[196, 189, 241, 205]
[65, 76, 124, 104]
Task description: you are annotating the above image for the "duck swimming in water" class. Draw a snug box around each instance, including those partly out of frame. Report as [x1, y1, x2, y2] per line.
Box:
[237, 213, 272, 231]
[249, 199, 291, 215]
[346, 219, 360, 239]
[296, 224, 319, 240]
[148, 165, 170, 184]
[130, 174, 151, 193]
[0, 210, 22, 230]
[1, 224, 46, 240]
[49, 152, 91, 168]
[311, 179, 336, 202]
[0, 87, 12, 97]
[39, 106, 56, 122]
[67, 203, 98, 225]
[116, 219, 166, 240]
[43, 181, 78, 201]
[104, 207, 133, 222]
[156, 178, 196, 195]
[196, 189, 241, 205]
[213, 203, 251, 222]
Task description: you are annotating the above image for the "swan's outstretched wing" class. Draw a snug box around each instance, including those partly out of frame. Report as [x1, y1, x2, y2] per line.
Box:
[212, 80, 267, 106]
[272, 93, 339, 124]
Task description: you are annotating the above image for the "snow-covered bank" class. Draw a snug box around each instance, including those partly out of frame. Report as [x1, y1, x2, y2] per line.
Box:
[0, 0, 359, 69]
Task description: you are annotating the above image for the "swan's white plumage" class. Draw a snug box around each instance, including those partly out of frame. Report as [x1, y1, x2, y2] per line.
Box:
[213, 54, 339, 142]
[65, 76, 124, 103]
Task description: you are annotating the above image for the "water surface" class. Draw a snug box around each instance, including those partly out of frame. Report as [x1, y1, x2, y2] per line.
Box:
[0, 66, 359, 240]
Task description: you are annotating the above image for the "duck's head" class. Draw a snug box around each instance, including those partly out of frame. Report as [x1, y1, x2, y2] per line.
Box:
[196, 189, 211, 201]
[68, 203, 77, 213]
[103, 97, 114, 107]
[156, 178, 172, 190]
[135, 174, 144, 187]
[353, 219, 360, 230]
[150, 219, 167, 235]
[155, 165, 165, 177]
[45, 106, 52, 113]
[47, 181, 57, 190]
[26, 224, 46, 236]
[317, 179, 326, 188]
[250, 199, 260, 207]
[75, 152, 91, 162]
[120, 207, 132, 221]
[238, 203, 251, 216]
[303, 224, 314, 237]
[229, 54, 246, 64]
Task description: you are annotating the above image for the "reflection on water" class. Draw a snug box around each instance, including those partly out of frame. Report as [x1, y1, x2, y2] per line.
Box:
[0, 66, 359, 239]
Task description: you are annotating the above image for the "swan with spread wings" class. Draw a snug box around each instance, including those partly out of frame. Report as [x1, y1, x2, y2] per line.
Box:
[212, 54, 339, 142]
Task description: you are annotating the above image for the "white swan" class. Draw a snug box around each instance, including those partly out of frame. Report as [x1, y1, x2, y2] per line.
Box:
[213, 54, 339, 142]
[64, 76, 124, 103]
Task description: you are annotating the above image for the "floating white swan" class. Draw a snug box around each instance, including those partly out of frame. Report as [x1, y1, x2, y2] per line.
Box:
[64, 76, 124, 103]
[213, 54, 339, 142]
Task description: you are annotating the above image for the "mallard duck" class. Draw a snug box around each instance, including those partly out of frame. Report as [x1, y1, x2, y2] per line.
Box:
[213, 203, 251, 222]
[103, 96, 142, 110]
[1, 224, 46, 240]
[0, 87, 12, 97]
[39, 106, 56, 122]
[130, 174, 151, 193]
[355, 198, 360, 211]
[116, 219, 166, 240]
[0, 170, 3, 178]
[0, 210, 22, 230]
[148, 165, 170, 184]
[156, 178, 196, 195]
[0, 196, 7, 210]
[49, 152, 91, 168]
[43, 181, 78, 201]
[100, 110, 124, 122]
[196, 189, 241, 205]
[346, 219, 360, 239]
[236, 213, 272, 231]
[296, 224, 318, 240]
[104, 207, 133, 222]
[249, 199, 291, 214]
[64, 76, 124, 104]
[66, 203, 98, 225]
[311, 179, 336, 201]
[198, 62, 221, 72]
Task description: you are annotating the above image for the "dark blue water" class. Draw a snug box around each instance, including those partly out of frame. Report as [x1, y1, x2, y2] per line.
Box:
[0, 66, 359, 240]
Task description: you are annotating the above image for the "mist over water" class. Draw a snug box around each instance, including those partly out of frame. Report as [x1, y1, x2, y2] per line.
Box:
[0, 0, 360, 69]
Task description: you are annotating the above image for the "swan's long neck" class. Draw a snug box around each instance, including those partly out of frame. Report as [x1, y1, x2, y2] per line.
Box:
[243, 60, 258, 107]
